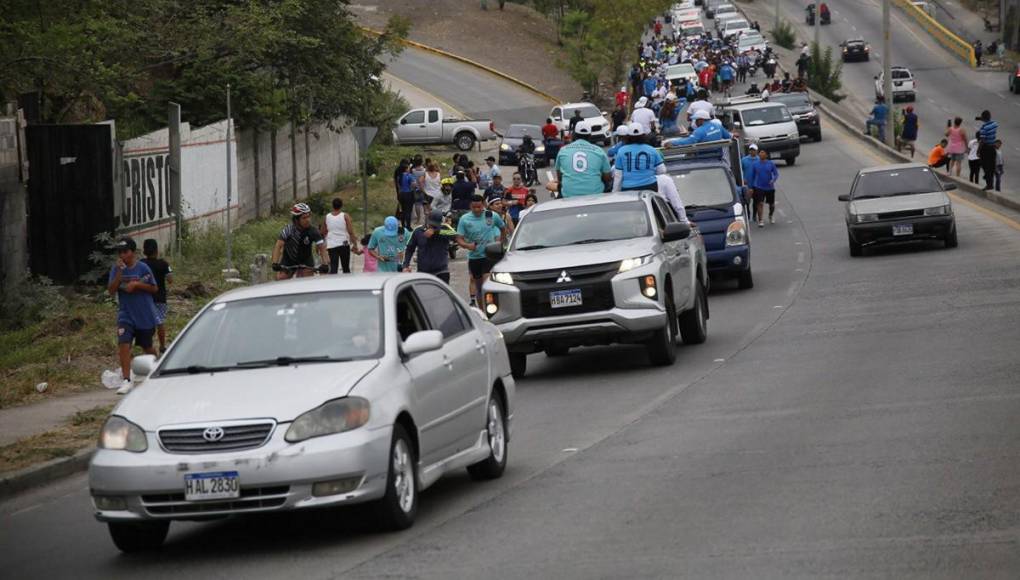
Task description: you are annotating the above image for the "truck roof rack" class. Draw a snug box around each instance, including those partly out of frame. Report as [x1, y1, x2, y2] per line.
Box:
[714, 95, 764, 107]
[659, 138, 733, 161]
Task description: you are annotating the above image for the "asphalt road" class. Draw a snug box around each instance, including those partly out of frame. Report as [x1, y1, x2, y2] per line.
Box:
[5, 47, 1020, 579]
[770, 0, 1020, 162]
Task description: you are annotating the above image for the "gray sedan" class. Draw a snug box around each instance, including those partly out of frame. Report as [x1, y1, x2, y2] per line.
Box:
[89, 274, 514, 551]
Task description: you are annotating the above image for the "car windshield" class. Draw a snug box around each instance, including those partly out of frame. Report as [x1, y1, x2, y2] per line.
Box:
[507, 125, 542, 139]
[741, 106, 792, 126]
[726, 20, 748, 29]
[158, 291, 383, 374]
[716, 6, 735, 13]
[853, 167, 942, 198]
[569, 105, 602, 119]
[770, 93, 811, 107]
[512, 202, 651, 250]
[671, 168, 735, 207]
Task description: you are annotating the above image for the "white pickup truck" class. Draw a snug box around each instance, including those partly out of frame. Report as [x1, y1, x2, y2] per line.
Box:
[392, 107, 496, 151]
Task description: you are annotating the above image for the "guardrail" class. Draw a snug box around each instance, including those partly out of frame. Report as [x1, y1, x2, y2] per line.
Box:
[892, 0, 976, 67]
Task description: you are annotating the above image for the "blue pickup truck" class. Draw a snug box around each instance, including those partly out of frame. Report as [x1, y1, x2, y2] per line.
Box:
[662, 138, 754, 289]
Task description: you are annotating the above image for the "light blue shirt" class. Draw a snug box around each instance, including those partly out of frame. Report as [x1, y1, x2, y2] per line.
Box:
[614, 144, 664, 189]
[666, 121, 732, 147]
[555, 140, 611, 197]
[457, 211, 506, 260]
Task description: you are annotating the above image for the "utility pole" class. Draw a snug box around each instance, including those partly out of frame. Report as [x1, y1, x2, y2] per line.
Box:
[814, 2, 820, 50]
[882, 0, 895, 148]
[775, 0, 780, 31]
[225, 83, 234, 270]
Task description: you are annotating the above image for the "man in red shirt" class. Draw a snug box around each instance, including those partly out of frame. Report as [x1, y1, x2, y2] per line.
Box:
[615, 87, 628, 110]
[504, 172, 530, 225]
[541, 118, 559, 141]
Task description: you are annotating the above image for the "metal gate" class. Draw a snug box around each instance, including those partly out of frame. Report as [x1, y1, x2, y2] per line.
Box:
[25, 124, 115, 283]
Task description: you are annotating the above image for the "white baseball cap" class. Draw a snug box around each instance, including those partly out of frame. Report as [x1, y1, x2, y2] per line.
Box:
[629, 123, 645, 136]
[635, 96, 649, 108]
[692, 109, 711, 121]
[614, 124, 631, 137]
[748, 143, 759, 150]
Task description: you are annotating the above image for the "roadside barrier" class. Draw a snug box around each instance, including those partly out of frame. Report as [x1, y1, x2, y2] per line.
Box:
[891, 0, 976, 67]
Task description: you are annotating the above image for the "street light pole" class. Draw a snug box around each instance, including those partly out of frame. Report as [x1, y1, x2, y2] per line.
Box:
[882, 0, 895, 148]
[775, 0, 780, 31]
[814, 2, 820, 50]
[225, 83, 234, 270]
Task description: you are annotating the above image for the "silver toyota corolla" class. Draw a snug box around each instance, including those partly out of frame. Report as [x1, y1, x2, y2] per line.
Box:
[89, 274, 514, 552]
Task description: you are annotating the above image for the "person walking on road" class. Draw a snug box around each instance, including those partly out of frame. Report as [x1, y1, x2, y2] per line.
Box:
[141, 239, 172, 355]
[751, 148, 780, 227]
[107, 236, 159, 395]
[323, 197, 359, 274]
[457, 194, 507, 306]
[865, 98, 888, 143]
[555, 119, 612, 197]
[271, 203, 330, 280]
[944, 117, 968, 177]
[898, 105, 918, 158]
[976, 110, 999, 191]
[741, 143, 759, 220]
[403, 210, 457, 283]
[367, 216, 406, 273]
[397, 163, 417, 230]
[967, 137, 981, 184]
[974, 40, 983, 67]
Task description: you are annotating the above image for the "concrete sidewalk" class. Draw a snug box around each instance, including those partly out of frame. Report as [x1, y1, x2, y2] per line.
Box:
[0, 389, 118, 447]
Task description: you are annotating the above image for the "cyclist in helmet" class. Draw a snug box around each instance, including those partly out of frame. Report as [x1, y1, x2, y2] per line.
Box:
[271, 203, 329, 280]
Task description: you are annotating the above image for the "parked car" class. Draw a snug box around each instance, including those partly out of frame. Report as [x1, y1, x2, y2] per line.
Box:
[717, 97, 801, 165]
[499, 124, 547, 167]
[838, 163, 957, 256]
[482, 192, 709, 378]
[664, 138, 754, 289]
[549, 102, 612, 145]
[1009, 62, 1020, 93]
[392, 107, 496, 151]
[840, 38, 870, 62]
[768, 92, 822, 142]
[875, 66, 916, 102]
[89, 274, 515, 551]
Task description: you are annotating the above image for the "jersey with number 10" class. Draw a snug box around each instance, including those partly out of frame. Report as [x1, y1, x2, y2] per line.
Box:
[555, 140, 612, 197]
[614, 143, 664, 189]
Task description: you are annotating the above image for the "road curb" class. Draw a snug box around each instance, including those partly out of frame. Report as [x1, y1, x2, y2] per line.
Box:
[361, 26, 561, 105]
[0, 447, 93, 501]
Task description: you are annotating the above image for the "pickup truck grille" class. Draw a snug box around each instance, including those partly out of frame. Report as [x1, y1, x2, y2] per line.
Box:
[515, 261, 619, 318]
[877, 209, 924, 221]
[158, 422, 275, 453]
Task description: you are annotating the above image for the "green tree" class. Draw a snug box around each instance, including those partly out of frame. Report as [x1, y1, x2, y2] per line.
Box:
[807, 41, 845, 102]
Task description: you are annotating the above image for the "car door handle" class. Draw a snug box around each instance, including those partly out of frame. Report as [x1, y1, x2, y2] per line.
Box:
[442, 355, 454, 371]
[475, 340, 486, 354]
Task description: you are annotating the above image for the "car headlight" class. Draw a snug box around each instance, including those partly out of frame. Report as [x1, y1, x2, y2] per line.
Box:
[285, 397, 370, 443]
[924, 205, 950, 216]
[99, 416, 147, 452]
[500, 143, 510, 151]
[490, 271, 515, 286]
[787, 132, 800, 139]
[725, 219, 747, 246]
[536, 146, 546, 153]
[854, 213, 879, 223]
[619, 255, 654, 272]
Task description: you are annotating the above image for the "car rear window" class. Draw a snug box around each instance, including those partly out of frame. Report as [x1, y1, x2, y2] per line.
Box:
[670, 167, 735, 207]
[892, 69, 911, 79]
[853, 167, 942, 197]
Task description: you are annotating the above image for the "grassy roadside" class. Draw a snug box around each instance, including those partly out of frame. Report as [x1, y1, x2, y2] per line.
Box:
[0, 405, 111, 475]
[0, 144, 422, 409]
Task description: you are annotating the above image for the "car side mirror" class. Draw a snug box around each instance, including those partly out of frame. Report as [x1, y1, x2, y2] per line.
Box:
[663, 222, 692, 242]
[400, 118, 407, 125]
[942, 182, 957, 191]
[132, 354, 157, 381]
[485, 242, 505, 262]
[402, 330, 444, 357]
[837, 194, 851, 202]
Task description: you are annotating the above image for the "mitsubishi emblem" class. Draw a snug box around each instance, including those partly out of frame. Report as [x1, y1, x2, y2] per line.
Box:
[202, 427, 225, 442]
[556, 270, 572, 284]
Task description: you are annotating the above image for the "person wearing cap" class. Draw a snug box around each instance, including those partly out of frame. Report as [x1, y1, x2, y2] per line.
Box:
[555, 118, 612, 198]
[630, 97, 658, 135]
[664, 109, 732, 147]
[976, 110, 999, 191]
[484, 173, 507, 205]
[612, 123, 666, 192]
[106, 236, 159, 395]
[750, 147, 780, 227]
[741, 143, 760, 218]
[686, 89, 713, 126]
[403, 210, 457, 283]
[479, 156, 501, 192]
[272, 202, 329, 280]
[898, 105, 919, 158]
[367, 216, 407, 273]
[457, 194, 507, 305]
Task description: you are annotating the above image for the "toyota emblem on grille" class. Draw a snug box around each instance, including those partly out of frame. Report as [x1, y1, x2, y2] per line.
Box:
[557, 270, 572, 283]
[202, 427, 225, 442]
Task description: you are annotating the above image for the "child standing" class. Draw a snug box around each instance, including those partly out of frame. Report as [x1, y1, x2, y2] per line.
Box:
[360, 234, 377, 272]
[141, 239, 172, 355]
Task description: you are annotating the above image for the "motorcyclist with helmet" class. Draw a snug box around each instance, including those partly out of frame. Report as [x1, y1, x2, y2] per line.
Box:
[271, 203, 330, 280]
[517, 134, 539, 186]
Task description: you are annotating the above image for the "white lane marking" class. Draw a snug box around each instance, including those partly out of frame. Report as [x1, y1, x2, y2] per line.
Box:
[787, 282, 799, 297]
[795, 268, 805, 272]
[797, 251, 806, 263]
[562, 448, 578, 453]
[714, 358, 726, 362]
[795, 241, 804, 245]
[773, 305, 784, 309]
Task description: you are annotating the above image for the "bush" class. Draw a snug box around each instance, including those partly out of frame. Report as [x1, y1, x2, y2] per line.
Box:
[355, 89, 410, 146]
[771, 19, 797, 50]
[0, 276, 68, 331]
[807, 42, 845, 102]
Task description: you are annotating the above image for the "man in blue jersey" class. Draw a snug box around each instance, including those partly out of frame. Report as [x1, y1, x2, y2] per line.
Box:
[740, 143, 759, 219]
[663, 109, 731, 147]
[976, 110, 999, 191]
[555, 119, 612, 197]
[612, 124, 665, 192]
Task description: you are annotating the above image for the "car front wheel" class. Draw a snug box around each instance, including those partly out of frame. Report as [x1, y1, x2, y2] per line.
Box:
[679, 281, 708, 345]
[944, 226, 958, 248]
[467, 395, 508, 480]
[646, 289, 678, 365]
[849, 232, 863, 257]
[108, 521, 170, 553]
[372, 424, 418, 531]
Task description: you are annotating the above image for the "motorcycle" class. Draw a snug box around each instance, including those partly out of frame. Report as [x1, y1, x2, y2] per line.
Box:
[517, 152, 538, 187]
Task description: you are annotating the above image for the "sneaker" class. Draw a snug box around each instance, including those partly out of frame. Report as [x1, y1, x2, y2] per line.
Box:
[116, 379, 133, 395]
[769, 215, 775, 224]
[757, 220, 764, 228]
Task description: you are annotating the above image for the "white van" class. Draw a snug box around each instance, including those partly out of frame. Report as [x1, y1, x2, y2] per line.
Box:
[717, 98, 801, 165]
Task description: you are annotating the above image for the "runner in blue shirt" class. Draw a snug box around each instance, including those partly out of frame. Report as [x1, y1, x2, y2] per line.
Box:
[106, 236, 159, 394]
[456, 194, 507, 305]
[612, 124, 665, 192]
[750, 148, 780, 227]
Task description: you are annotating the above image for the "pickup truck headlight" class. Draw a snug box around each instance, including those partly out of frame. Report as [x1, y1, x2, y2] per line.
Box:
[726, 220, 747, 246]
[619, 255, 654, 273]
[99, 416, 147, 452]
[854, 213, 879, 223]
[924, 205, 950, 216]
[491, 271, 515, 286]
[285, 397, 370, 443]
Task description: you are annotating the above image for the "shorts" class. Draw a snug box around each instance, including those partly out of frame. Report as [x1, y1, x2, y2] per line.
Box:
[948, 153, 965, 161]
[753, 188, 776, 205]
[118, 324, 154, 348]
[468, 258, 493, 279]
[154, 303, 168, 325]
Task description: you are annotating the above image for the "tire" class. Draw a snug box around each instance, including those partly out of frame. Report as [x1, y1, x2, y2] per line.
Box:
[813, 130, 822, 143]
[944, 227, 958, 248]
[455, 132, 475, 151]
[849, 233, 863, 257]
[467, 395, 508, 480]
[509, 352, 527, 379]
[108, 521, 170, 553]
[737, 267, 754, 290]
[785, 156, 797, 166]
[679, 281, 708, 345]
[646, 289, 678, 366]
[544, 345, 570, 357]
[372, 424, 418, 531]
